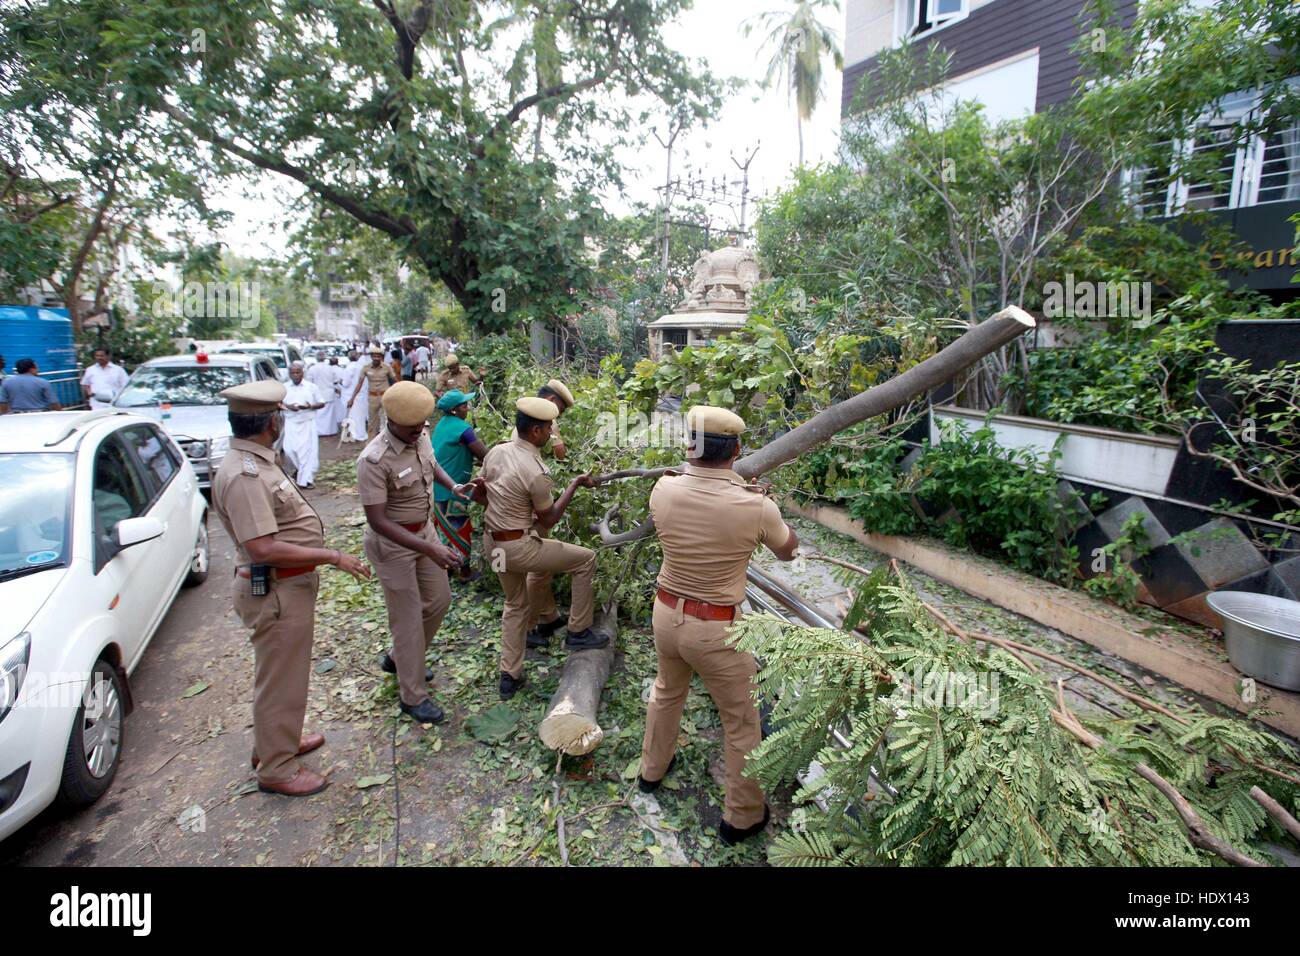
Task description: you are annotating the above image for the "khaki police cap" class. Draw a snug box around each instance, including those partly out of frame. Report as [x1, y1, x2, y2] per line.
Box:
[544, 379, 574, 409]
[382, 381, 436, 426]
[221, 379, 287, 414]
[516, 396, 559, 421]
[367, 345, 384, 355]
[444, 353, 459, 366]
[686, 405, 746, 436]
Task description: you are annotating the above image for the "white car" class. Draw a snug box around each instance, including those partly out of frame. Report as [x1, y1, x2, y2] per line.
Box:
[0, 409, 209, 842]
[215, 342, 306, 382]
[111, 352, 282, 491]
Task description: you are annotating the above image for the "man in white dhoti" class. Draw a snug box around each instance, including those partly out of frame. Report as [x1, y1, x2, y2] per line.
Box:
[307, 351, 341, 436]
[343, 350, 368, 443]
[282, 361, 325, 487]
[328, 357, 348, 430]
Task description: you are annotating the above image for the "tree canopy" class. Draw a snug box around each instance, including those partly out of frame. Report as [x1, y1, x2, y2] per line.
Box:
[1, 0, 721, 334]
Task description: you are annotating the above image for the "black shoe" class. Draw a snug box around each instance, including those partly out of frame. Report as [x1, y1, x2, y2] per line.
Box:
[637, 754, 678, 794]
[526, 614, 566, 648]
[564, 627, 610, 651]
[499, 671, 527, 700]
[399, 698, 445, 725]
[380, 653, 433, 682]
[719, 806, 771, 846]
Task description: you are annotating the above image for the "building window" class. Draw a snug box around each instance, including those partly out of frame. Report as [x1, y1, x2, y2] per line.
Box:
[1127, 85, 1300, 216]
[663, 329, 689, 348]
[898, 0, 968, 40]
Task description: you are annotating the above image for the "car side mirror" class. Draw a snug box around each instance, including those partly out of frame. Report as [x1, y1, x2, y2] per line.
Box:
[115, 516, 165, 551]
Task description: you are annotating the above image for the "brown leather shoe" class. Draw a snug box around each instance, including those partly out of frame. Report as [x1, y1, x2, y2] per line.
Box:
[250, 732, 326, 770]
[257, 766, 329, 797]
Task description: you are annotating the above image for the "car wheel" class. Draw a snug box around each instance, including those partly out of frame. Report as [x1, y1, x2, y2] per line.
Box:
[184, 518, 209, 588]
[56, 659, 124, 807]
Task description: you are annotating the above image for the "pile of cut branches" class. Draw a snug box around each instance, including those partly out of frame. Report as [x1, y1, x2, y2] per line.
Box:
[731, 562, 1300, 867]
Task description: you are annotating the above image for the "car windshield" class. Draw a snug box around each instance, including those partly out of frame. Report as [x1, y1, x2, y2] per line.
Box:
[115, 365, 250, 406]
[0, 453, 73, 578]
[222, 347, 285, 368]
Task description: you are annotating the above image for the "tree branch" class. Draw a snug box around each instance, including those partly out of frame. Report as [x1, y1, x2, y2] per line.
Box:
[155, 102, 415, 241]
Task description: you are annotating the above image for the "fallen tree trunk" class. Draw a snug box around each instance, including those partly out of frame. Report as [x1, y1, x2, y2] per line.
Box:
[596, 307, 1035, 544]
[562, 306, 1035, 754]
[539, 604, 619, 756]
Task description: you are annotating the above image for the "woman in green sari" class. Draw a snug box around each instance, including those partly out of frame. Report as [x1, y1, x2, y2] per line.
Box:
[432, 389, 488, 581]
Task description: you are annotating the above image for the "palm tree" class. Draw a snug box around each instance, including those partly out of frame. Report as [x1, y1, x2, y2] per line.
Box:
[744, 1, 844, 167]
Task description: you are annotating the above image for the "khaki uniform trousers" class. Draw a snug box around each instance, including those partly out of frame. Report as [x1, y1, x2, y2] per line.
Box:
[366, 396, 384, 441]
[487, 530, 595, 678]
[233, 571, 319, 786]
[364, 523, 451, 706]
[526, 527, 559, 629]
[640, 598, 766, 829]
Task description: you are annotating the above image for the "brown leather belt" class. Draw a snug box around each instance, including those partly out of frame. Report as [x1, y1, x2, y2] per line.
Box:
[400, 521, 427, 533]
[656, 588, 737, 622]
[237, 566, 314, 580]
[488, 529, 527, 541]
[369, 389, 384, 396]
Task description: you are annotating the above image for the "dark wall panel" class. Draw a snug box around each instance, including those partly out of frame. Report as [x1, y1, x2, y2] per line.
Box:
[842, 0, 1139, 117]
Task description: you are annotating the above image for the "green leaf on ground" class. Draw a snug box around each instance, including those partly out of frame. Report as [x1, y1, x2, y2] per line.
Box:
[180, 681, 210, 699]
[465, 704, 519, 743]
[356, 774, 392, 789]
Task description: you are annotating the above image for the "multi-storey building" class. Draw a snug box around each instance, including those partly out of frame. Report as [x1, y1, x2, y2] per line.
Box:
[841, 0, 1300, 299]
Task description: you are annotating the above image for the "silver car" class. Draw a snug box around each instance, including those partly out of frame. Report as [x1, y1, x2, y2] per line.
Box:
[110, 353, 281, 489]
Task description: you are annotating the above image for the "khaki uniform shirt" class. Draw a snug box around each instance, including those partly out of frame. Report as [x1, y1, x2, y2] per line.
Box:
[211, 438, 324, 565]
[480, 436, 552, 533]
[436, 367, 476, 395]
[650, 463, 790, 606]
[363, 364, 395, 396]
[356, 429, 437, 525]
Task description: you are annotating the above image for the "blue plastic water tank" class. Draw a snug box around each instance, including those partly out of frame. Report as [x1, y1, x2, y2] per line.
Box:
[0, 305, 79, 405]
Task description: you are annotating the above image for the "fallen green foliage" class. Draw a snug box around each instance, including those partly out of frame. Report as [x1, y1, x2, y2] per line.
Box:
[304, 489, 776, 867]
[733, 565, 1300, 867]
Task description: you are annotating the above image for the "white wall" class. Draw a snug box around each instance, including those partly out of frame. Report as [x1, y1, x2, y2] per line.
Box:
[844, 0, 897, 69]
[941, 49, 1040, 123]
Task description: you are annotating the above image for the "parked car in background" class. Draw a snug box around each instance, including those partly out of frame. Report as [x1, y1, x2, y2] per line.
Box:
[111, 352, 281, 490]
[0, 409, 208, 842]
[215, 341, 305, 382]
[305, 341, 349, 360]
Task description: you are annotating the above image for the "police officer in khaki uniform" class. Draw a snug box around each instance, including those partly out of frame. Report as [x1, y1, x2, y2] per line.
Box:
[357, 382, 471, 724]
[347, 346, 397, 440]
[434, 353, 482, 397]
[637, 406, 799, 844]
[469, 396, 608, 700]
[508, 379, 573, 649]
[211, 380, 371, 796]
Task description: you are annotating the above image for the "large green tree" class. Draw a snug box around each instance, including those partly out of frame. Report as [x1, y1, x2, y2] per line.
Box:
[1, 0, 720, 334]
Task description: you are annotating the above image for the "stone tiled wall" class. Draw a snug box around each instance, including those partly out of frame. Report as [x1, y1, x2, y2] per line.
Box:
[1062, 479, 1297, 627]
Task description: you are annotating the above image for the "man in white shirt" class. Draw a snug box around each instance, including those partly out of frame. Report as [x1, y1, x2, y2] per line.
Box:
[81, 348, 130, 409]
[281, 361, 325, 487]
[415, 343, 431, 381]
[306, 351, 342, 436]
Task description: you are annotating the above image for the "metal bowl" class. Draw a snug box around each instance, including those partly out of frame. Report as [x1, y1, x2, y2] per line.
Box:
[1206, 591, 1300, 692]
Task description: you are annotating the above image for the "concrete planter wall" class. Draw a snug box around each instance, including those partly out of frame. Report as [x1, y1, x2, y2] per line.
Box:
[931, 405, 1180, 498]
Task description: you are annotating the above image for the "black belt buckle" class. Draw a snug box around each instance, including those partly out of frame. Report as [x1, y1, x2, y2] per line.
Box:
[249, 564, 270, 597]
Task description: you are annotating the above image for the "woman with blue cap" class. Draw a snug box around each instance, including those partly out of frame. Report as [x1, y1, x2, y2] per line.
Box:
[432, 388, 488, 580]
